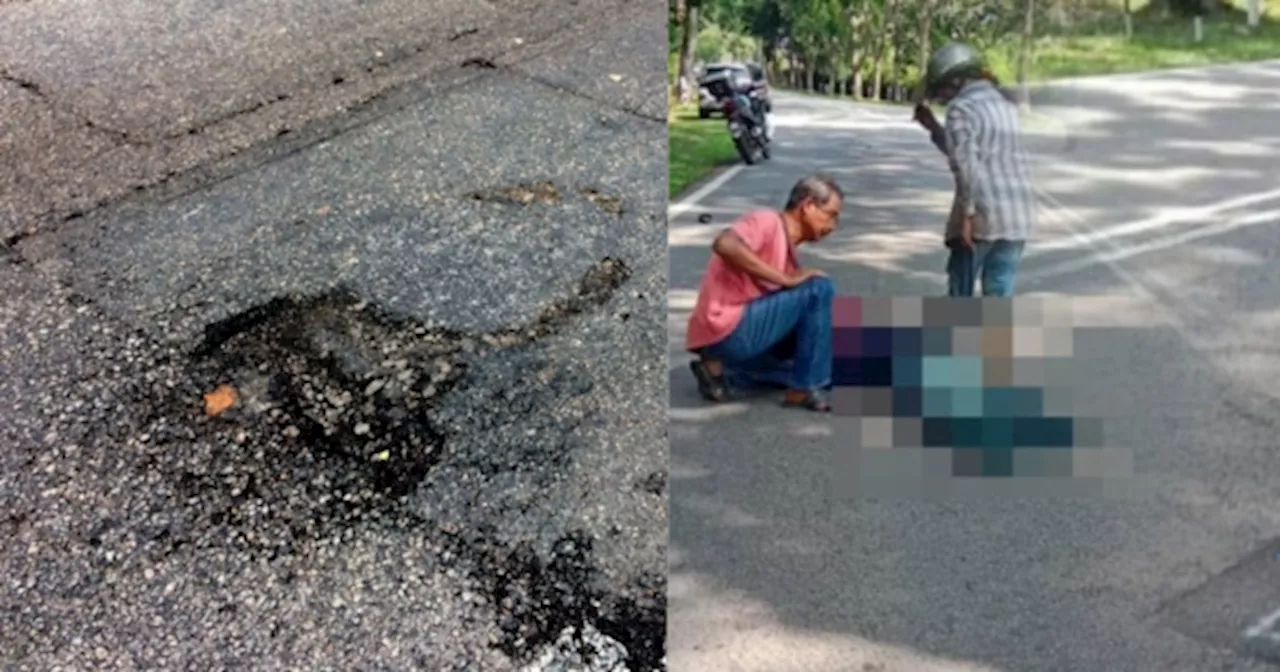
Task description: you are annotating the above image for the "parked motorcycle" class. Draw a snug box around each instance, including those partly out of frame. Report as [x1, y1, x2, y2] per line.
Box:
[701, 71, 772, 166]
[724, 91, 771, 165]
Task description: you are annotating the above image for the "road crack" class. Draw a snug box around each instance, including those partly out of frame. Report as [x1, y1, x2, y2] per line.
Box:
[1, 66, 142, 145]
[520, 71, 664, 124]
[469, 62, 662, 124]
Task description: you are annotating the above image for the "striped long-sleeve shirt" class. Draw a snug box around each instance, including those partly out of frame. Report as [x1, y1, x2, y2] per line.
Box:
[941, 80, 1037, 241]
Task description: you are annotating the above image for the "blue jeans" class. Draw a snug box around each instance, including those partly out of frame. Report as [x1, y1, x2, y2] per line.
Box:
[702, 276, 834, 392]
[947, 239, 1026, 297]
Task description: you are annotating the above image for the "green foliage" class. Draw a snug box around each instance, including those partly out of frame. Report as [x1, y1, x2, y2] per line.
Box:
[696, 23, 762, 61]
[672, 0, 1280, 91]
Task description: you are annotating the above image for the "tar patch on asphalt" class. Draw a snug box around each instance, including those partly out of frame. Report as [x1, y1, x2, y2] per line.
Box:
[130, 256, 629, 554]
[94, 256, 664, 669]
[464, 181, 625, 217]
[1157, 537, 1280, 663]
[466, 181, 562, 206]
[459, 529, 666, 670]
[579, 188, 624, 217]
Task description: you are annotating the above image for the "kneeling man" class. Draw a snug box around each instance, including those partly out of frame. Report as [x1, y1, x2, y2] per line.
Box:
[685, 174, 844, 412]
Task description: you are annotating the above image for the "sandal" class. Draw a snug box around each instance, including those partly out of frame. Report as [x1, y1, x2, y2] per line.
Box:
[689, 360, 729, 403]
[782, 391, 832, 413]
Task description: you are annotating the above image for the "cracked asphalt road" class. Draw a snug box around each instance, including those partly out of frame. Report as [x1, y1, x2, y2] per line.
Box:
[0, 0, 665, 241]
[1, 0, 667, 669]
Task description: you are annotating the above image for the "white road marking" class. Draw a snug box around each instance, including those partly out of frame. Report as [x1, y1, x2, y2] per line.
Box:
[1031, 185, 1215, 348]
[668, 164, 744, 220]
[1025, 201, 1280, 281]
[1244, 607, 1280, 643]
[1025, 185, 1280, 256]
[179, 204, 205, 222]
[1033, 187, 1166, 300]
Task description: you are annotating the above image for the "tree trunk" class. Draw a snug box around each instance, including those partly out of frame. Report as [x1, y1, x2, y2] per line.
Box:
[1015, 0, 1035, 111]
[1123, 0, 1133, 39]
[890, 35, 907, 102]
[912, 0, 936, 102]
[805, 62, 815, 92]
[676, 0, 700, 103]
[846, 3, 865, 100]
[872, 0, 897, 102]
[847, 47, 863, 99]
[1049, 0, 1069, 27]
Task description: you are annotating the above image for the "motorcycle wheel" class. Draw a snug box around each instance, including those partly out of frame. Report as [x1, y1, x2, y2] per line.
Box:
[735, 137, 758, 165]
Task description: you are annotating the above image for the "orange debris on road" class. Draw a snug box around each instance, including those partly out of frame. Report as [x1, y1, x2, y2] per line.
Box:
[203, 384, 238, 416]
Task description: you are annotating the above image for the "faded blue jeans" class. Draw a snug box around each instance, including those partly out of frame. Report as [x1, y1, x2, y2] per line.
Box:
[701, 276, 834, 392]
[947, 239, 1026, 297]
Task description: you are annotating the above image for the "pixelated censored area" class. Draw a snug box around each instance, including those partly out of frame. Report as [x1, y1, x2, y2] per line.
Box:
[830, 297, 1132, 498]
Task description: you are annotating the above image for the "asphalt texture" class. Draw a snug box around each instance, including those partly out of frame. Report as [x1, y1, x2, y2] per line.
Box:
[1, 1, 667, 670]
[669, 64, 1280, 671]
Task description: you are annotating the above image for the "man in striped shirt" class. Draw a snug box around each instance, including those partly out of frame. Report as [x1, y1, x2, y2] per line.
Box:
[913, 42, 1038, 297]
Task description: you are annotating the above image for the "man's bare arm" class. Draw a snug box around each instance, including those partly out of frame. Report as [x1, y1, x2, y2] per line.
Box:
[712, 230, 809, 288]
[929, 128, 948, 156]
[914, 103, 949, 157]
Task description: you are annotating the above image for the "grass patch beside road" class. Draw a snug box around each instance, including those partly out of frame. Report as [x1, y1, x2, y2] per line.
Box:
[772, 15, 1280, 97]
[989, 17, 1280, 80]
[668, 103, 738, 199]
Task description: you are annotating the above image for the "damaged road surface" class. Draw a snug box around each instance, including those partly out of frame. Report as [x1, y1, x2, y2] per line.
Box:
[157, 258, 630, 555]
[0, 1, 667, 670]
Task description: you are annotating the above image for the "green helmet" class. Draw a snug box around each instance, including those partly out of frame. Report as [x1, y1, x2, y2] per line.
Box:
[925, 42, 984, 94]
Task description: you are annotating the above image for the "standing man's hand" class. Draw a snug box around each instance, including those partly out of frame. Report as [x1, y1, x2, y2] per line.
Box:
[916, 103, 949, 157]
[913, 103, 941, 132]
[946, 214, 976, 250]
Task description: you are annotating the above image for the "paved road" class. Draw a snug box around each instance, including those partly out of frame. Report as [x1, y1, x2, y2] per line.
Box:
[2, 1, 666, 670]
[668, 63, 1280, 671]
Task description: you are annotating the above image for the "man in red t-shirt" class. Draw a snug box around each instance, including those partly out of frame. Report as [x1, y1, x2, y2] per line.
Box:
[686, 174, 843, 412]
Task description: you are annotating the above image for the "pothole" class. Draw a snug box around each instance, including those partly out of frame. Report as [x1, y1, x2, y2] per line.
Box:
[128, 257, 631, 556]
[14, 254, 666, 668]
[467, 181, 562, 206]
[455, 528, 666, 672]
[523, 622, 629, 672]
[580, 188, 623, 217]
[463, 182, 624, 218]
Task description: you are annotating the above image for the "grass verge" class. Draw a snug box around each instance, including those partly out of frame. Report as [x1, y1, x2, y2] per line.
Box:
[987, 15, 1280, 80]
[668, 103, 739, 199]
